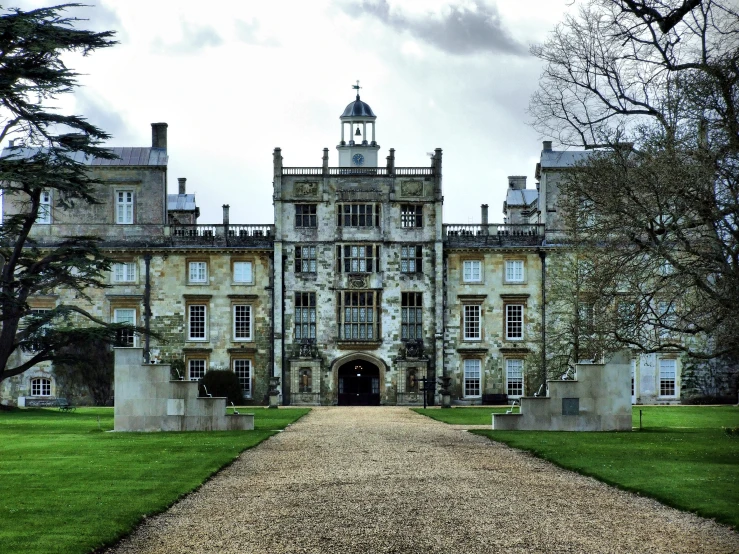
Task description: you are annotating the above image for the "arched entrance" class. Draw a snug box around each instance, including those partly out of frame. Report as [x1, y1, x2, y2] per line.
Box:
[338, 359, 380, 406]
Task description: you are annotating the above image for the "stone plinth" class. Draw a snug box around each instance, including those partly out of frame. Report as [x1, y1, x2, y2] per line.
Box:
[492, 352, 632, 432]
[114, 348, 254, 432]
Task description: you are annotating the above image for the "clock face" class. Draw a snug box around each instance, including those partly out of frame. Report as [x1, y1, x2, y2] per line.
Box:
[352, 153, 365, 166]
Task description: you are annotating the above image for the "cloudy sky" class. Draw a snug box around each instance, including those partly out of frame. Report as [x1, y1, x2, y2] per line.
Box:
[10, 0, 575, 225]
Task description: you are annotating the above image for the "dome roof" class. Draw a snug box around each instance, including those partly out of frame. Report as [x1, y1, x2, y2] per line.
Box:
[341, 95, 376, 118]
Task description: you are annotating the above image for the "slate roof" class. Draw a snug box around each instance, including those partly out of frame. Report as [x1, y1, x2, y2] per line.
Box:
[505, 188, 538, 206]
[167, 193, 197, 211]
[0, 146, 168, 166]
[540, 149, 592, 169]
[341, 95, 376, 118]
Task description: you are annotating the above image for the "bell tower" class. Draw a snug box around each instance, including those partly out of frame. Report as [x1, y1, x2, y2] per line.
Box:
[337, 81, 380, 168]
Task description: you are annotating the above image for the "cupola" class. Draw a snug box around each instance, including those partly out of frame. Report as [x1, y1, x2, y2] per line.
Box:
[337, 81, 380, 168]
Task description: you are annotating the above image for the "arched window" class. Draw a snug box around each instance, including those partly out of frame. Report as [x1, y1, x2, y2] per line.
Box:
[31, 378, 51, 397]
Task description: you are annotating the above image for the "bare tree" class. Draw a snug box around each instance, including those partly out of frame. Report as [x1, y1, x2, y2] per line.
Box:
[531, 1, 739, 368]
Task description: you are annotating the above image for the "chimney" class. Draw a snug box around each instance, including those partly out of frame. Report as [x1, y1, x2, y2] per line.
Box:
[151, 122, 168, 150]
[8, 139, 14, 147]
[508, 176, 527, 190]
[387, 148, 395, 172]
[322, 148, 329, 173]
[178, 177, 186, 195]
[222, 204, 230, 226]
[542, 140, 552, 152]
[481, 204, 489, 225]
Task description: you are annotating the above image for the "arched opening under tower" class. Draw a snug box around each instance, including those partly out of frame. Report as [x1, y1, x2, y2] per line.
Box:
[337, 360, 380, 406]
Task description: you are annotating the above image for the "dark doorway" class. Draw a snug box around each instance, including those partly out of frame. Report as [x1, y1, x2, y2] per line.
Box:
[338, 360, 380, 406]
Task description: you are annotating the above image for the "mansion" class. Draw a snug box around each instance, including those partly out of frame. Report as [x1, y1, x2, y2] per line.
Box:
[1, 93, 682, 407]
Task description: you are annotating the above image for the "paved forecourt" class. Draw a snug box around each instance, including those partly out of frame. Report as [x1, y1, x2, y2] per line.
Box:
[105, 407, 739, 554]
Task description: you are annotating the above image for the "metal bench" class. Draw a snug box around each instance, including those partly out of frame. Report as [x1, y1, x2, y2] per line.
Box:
[56, 398, 76, 412]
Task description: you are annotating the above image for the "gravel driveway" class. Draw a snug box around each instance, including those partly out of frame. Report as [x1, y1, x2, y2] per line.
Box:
[105, 407, 739, 554]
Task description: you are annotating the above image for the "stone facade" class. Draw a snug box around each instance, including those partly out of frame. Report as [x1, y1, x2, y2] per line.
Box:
[0, 98, 682, 407]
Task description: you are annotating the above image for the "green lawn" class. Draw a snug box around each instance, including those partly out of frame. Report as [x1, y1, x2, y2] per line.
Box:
[415, 405, 739, 530]
[0, 407, 309, 554]
[413, 406, 519, 425]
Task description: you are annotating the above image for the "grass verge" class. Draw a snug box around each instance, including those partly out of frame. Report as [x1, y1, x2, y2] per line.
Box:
[415, 405, 739, 531]
[0, 407, 309, 554]
[413, 406, 518, 425]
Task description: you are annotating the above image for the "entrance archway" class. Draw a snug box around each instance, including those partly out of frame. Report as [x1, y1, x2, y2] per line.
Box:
[338, 360, 380, 406]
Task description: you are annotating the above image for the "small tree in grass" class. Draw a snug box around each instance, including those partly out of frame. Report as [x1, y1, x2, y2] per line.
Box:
[54, 340, 114, 406]
[200, 370, 244, 406]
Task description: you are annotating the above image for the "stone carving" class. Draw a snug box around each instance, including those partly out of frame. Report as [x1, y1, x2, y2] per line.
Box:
[348, 275, 368, 289]
[400, 181, 423, 196]
[299, 339, 315, 358]
[404, 339, 424, 358]
[295, 181, 318, 197]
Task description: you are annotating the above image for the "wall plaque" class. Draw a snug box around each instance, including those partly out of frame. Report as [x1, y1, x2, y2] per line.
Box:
[295, 181, 318, 197]
[400, 181, 423, 196]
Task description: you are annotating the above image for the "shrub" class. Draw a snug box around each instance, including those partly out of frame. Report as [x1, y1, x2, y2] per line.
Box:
[681, 395, 737, 405]
[724, 427, 739, 438]
[199, 370, 244, 405]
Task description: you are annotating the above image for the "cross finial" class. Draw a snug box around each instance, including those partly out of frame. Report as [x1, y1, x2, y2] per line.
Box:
[352, 80, 361, 99]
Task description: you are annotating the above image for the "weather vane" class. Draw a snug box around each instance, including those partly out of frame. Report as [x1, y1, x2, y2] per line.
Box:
[352, 80, 361, 97]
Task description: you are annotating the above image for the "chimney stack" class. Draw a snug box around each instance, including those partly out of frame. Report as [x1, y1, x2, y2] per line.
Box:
[542, 140, 552, 152]
[387, 148, 395, 172]
[508, 176, 527, 190]
[481, 204, 489, 225]
[178, 177, 186, 194]
[222, 204, 230, 226]
[151, 122, 168, 150]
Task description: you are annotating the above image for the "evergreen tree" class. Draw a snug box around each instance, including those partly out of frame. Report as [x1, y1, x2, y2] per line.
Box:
[0, 4, 132, 386]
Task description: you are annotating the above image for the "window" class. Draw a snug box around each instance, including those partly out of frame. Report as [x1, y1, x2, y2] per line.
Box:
[658, 301, 676, 339]
[578, 302, 594, 335]
[401, 292, 422, 340]
[400, 245, 422, 273]
[299, 368, 312, 393]
[337, 203, 379, 227]
[233, 305, 252, 341]
[233, 261, 253, 283]
[189, 261, 208, 283]
[37, 190, 51, 224]
[295, 246, 317, 273]
[188, 359, 206, 381]
[114, 308, 137, 347]
[463, 260, 482, 283]
[463, 304, 481, 341]
[339, 291, 378, 340]
[505, 304, 524, 340]
[337, 244, 379, 273]
[506, 359, 524, 397]
[400, 204, 422, 227]
[659, 359, 677, 397]
[112, 262, 136, 283]
[188, 304, 207, 340]
[295, 292, 316, 340]
[295, 204, 317, 228]
[24, 308, 51, 351]
[31, 378, 51, 396]
[233, 359, 252, 398]
[505, 260, 524, 283]
[659, 260, 674, 276]
[463, 359, 481, 398]
[116, 190, 134, 224]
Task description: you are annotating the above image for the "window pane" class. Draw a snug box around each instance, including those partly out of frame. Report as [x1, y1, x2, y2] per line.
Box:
[234, 262, 253, 282]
